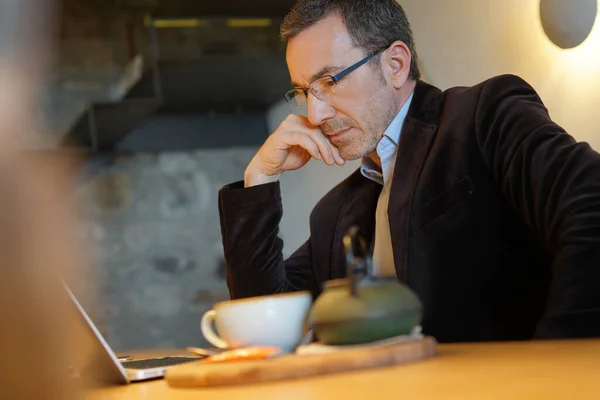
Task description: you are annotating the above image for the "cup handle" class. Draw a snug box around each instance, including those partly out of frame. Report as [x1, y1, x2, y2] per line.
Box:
[200, 310, 229, 349]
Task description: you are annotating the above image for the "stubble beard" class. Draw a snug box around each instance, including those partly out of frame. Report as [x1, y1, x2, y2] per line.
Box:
[330, 87, 399, 161]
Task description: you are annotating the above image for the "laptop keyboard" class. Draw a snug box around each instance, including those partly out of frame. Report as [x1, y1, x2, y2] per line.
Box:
[121, 356, 201, 370]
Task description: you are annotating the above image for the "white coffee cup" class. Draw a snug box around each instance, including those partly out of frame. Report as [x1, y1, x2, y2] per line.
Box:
[200, 291, 312, 352]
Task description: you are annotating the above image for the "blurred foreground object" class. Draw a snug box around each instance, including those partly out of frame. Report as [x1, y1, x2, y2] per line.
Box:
[200, 346, 282, 363]
[0, 0, 83, 398]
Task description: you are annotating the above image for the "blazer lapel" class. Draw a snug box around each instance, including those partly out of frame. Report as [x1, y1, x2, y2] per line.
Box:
[388, 80, 443, 282]
[330, 170, 381, 279]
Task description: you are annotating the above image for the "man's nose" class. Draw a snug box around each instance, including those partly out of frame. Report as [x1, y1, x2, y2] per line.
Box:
[306, 95, 336, 126]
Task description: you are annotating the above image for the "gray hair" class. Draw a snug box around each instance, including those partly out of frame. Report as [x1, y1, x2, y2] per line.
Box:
[280, 0, 421, 81]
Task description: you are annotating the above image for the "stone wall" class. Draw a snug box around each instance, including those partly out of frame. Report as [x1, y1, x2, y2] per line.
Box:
[75, 147, 256, 351]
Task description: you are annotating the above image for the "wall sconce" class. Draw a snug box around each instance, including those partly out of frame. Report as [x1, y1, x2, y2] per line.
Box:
[540, 0, 598, 49]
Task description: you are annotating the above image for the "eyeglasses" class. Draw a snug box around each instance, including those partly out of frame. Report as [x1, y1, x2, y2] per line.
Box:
[284, 46, 389, 108]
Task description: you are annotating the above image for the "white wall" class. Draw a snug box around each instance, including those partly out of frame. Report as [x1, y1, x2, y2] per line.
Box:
[267, 99, 360, 257]
[400, 0, 600, 150]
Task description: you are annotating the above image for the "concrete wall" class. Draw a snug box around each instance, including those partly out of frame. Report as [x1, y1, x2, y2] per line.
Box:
[76, 148, 255, 351]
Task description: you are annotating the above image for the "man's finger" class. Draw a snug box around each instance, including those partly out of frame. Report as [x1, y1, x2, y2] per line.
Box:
[282, 131, 321, 161]
[308, 130, 336, 165]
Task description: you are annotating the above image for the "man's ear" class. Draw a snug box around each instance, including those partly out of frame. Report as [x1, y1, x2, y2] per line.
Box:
[384, 41, 411, 88]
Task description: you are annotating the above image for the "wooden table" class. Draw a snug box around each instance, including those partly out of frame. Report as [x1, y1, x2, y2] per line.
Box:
[86, 339, 600, 399]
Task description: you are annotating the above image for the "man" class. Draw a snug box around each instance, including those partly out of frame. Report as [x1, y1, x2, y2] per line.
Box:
[217, 0, 600, 342]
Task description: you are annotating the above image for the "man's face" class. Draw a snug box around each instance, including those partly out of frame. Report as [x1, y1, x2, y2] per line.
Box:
[286, 13, 398, 160]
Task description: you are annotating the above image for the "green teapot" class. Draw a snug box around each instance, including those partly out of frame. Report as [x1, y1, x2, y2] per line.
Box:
[309, 226, 422, 345]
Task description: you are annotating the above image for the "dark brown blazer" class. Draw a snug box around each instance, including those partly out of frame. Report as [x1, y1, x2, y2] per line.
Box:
[218, 74, 600, 342]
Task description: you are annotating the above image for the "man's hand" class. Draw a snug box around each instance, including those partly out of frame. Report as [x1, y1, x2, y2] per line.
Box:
[244, 114, 346, 187]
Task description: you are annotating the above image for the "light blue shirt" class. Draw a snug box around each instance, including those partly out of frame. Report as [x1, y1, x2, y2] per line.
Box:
[360, 92, 414, 186]
[362, 92, 414, 276]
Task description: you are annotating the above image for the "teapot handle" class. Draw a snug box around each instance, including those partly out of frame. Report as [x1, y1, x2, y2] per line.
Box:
[343, 226, 370, 297]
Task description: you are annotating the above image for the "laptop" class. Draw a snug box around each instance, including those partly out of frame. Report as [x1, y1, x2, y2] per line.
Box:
[63, 282, 206, 385]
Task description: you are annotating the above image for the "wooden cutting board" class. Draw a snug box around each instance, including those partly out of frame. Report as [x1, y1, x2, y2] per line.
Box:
[165, 336, 437, 388]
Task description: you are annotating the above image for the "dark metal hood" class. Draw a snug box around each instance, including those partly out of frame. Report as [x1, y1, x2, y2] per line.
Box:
[59, 1, 298, 152]
[127, 55, 291, 113]
[60, 54, 292, 152]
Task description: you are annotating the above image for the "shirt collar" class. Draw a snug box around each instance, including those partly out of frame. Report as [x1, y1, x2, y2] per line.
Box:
[360, 92, 414, 185]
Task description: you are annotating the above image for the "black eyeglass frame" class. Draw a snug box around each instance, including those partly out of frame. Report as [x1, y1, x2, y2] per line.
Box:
[284, 45, 390, 104]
